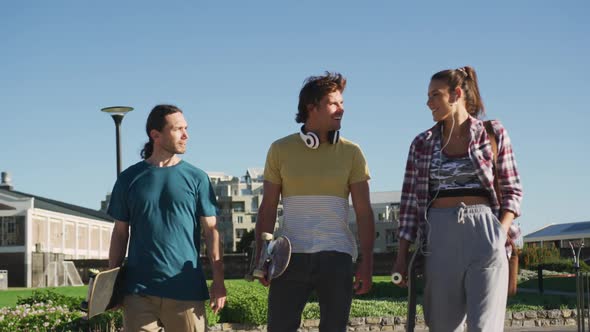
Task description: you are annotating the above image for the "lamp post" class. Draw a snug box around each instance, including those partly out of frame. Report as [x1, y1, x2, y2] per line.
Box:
[101, 106, 134, 176]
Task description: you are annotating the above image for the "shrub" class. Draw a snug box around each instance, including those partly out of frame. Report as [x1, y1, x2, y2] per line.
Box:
[218, 280, 269, 325]
[520, 244, 561, 270]
[507, 293, 576, 311]
[2, 278, 579, 329]
[217, 279, 419, 324]
[301, 298, 419, 320]
[17, 289, 83, 310]
[530, 258, 590, 273]
[0, 302, 84, 332]
[10, 288, 123, 331]
[517, 268, 564, 283]
[356, 280, 416, 299]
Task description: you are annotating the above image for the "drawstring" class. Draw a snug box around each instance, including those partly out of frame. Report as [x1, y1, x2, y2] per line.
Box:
[457, 202, 467, 224]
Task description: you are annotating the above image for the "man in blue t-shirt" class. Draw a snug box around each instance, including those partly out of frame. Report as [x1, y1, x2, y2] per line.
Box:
[108, 104, 226, 332]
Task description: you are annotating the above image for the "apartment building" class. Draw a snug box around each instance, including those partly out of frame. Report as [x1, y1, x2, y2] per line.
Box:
[348, 191, 401, 253]
[208, 168, 401, 253]
[209, 168, 268, 252]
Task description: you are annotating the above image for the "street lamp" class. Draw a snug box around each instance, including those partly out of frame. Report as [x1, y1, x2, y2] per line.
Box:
[101, 106, 134, 176]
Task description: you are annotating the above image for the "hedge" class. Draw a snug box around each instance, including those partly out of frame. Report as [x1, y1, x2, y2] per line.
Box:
[0, 278, 580, 330]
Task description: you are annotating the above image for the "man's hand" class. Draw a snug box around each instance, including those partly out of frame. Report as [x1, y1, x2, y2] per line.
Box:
[257, 273, 270, 287]
[209, 281, 227, 314]
[255, 181, 281, 289]
[353, 259, 373, 295]
[349, 180, 375, 295]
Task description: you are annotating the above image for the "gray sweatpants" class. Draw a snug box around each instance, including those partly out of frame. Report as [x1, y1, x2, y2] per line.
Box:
[423, 204, 508, 332]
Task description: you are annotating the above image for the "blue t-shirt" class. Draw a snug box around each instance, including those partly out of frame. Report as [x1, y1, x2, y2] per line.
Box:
[107, 160, 218, 301]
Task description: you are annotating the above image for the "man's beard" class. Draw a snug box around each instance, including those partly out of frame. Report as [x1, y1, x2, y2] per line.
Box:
[164, 143, 186, 155]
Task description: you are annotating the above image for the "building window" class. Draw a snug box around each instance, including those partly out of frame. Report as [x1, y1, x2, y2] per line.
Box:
[236, 228, 247, 238]
[385, 229, 396, 245]
[390, 204, 400, 222]
[251, 215, 257, 223]
[0, 216, 25, 246]
[232, 202, 245, 212]
[237, 216, 244, 223]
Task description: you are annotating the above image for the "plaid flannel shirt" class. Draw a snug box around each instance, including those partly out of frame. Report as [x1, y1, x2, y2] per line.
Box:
[398, 116, 523, 243]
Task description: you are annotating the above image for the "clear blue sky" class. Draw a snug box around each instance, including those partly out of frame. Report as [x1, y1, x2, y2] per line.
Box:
[1, 1, 588, 236]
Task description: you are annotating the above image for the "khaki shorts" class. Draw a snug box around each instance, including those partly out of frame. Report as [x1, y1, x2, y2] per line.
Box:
[123, 294, 207, 332]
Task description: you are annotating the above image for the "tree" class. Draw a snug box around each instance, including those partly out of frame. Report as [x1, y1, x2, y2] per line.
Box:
[236, 229, 255, 253]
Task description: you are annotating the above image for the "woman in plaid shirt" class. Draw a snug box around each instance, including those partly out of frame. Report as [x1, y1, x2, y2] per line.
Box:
[392, 66, 523, 331]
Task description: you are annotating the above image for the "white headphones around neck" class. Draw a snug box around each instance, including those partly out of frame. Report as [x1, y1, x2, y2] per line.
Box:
[299, 125, 340, 149]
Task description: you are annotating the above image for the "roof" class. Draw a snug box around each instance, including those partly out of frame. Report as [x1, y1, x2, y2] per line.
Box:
[524, 221, 590, 241]
[246, 168, 264, 181]
[349, 191, 402, 205]
[0, 188, 113, 222]
[207, 171, 233, 180]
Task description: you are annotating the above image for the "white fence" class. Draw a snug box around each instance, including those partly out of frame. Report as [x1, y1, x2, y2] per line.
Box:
[40, 262, 83, 287]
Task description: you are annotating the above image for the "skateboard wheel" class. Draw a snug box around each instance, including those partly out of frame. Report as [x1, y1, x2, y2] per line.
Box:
[261, 232, 273, 241]
[80, 301, 89, 312]
[391, 273, 403, 284]
[252, 269, 265, 279]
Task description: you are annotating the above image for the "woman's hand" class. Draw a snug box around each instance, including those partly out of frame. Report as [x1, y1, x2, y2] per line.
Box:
[392, 255, 408, 288]
[499, 210, 516, 244]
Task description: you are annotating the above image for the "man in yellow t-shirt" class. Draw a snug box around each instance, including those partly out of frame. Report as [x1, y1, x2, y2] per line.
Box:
[256, 72, 375, 332]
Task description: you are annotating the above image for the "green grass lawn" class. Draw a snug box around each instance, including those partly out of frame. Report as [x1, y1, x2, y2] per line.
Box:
[0, 277, 579, 315]
[0, 286, 88, 308]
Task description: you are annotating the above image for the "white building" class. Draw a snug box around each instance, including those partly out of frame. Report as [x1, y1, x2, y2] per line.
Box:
[348, 191, 401, 253]
[524, 221, 590, 249]
[0, 172, 114, 287]
[209, 168, 401, 253]
[209, 168, 268, 252]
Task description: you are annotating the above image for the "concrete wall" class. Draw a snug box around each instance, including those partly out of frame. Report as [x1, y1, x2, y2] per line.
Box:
[208, 309, 579, 331]
[0, 252, 25, 287]
[70, 252, 398, 285]
[71, 253, 252, 283]
[31, 252, 65, 288]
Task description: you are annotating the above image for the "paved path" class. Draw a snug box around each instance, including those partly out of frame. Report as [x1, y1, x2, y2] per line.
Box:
[412, 327, 577, 331]
[507, 327, 577, 331]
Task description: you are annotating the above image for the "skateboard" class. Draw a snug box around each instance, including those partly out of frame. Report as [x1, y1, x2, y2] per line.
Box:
[80, 267, 126, 319]
[245, 232, 291, 282]
[392, 248, 423, 332]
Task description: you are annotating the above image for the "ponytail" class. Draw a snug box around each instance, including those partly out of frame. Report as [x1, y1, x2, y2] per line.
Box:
[141, 140, 154, 159]
[431, 66, 485, 118]
[461, 66, 485, 118]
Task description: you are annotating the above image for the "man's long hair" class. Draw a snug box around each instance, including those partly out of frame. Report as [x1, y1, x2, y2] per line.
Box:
[140, 104, 183, 159]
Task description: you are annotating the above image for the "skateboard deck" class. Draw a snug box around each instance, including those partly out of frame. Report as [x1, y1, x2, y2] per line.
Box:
[81, 267, 125, 319]
[245, 232, 291, 282]
[391, 248, 422, 332]
[407, 249, 419, 332]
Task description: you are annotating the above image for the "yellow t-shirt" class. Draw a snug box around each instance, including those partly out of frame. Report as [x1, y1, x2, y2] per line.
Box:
[263, 133, 370, 260]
